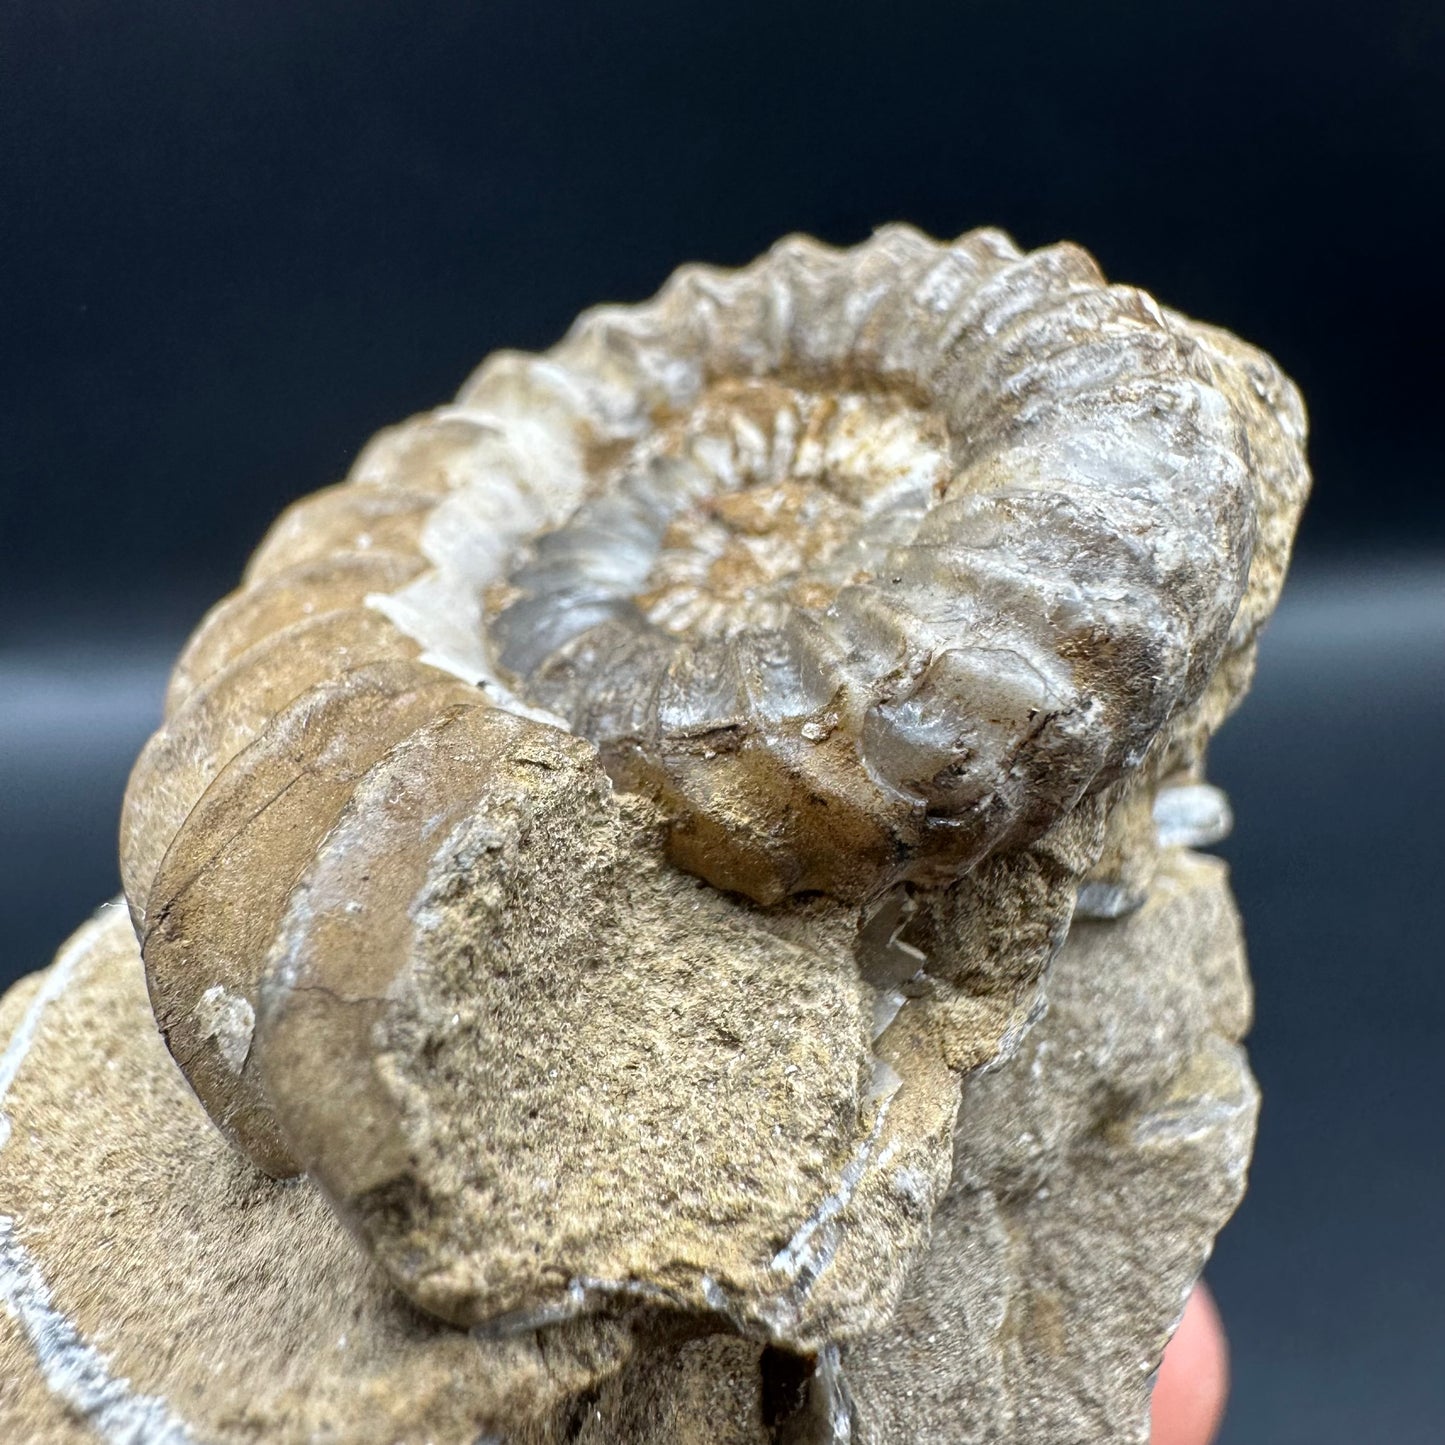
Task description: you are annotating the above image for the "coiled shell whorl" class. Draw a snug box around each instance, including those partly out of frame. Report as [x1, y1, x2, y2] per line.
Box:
[370, 227, 1264, 902]
[118, 227, 1307, 1331]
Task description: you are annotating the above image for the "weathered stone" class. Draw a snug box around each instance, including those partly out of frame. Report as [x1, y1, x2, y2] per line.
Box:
[501, 849, 1257, 1443]
[141, 661, 476, 1175]
[4, 225, 1309, 1441]
[120, 606, 420, 928]
[844, 849, 1257, 1444]
[0, 905, 640, 1444]
[0, 849, 1256, 1443]
[242, 480, 440, 584]
[255, 704, 958, 1348]
[165, 550, 427, 716]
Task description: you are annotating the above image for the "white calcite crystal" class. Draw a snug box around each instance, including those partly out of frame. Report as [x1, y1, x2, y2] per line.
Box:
[3, 226, 1308, 1441]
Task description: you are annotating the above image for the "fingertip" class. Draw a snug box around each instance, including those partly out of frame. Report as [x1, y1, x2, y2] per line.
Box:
[1150, 1280, 1229, 1445]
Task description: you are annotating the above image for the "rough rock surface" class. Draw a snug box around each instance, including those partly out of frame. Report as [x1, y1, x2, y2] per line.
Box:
[0, 906, 639, 1444]
[255, 704, 958, 1345]
[516, 848, 1258, 1444]
[4, 226, 1309, 1441]
[0, 847, 1253, 1442]
[843, 849, 1257, 1443]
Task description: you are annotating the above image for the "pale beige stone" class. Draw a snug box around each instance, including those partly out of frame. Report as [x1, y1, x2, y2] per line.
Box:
[255, 705, 959, 1348]
[0, 863, 1259, 1445]
[120, 606, 421, 927]
[0, 906, 639, 1445]
[243, 481, 439, 584]
[116, 233, 1306, 1232]
[141, 661, 478, 1175]
[504, 849, 1257, 1443]
[844, 850, 1257, 1444]
[27, 225, 1305, 1441]
[165, 549, 426, 715]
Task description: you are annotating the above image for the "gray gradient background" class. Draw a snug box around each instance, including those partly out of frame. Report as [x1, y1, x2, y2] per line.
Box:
[3, 4, 1442, 1439]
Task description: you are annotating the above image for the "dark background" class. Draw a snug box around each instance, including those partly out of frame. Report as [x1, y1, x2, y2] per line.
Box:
[2, 3, 1442, 1441]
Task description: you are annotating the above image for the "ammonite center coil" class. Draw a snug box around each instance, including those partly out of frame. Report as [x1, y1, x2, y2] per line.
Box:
[118, 228, 1307, 1339]
[353, 226, 1264, 903]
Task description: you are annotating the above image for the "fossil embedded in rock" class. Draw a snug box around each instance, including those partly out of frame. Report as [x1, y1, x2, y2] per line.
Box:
[372, 229, 1276, 905]
[99, 226, 1309, 1423]
[0, 847, 1260, 1444]
[131, 227, 1307, 917]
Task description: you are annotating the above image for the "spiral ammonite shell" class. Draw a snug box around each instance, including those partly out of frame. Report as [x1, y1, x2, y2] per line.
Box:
[360, 226, 1263, 904]
[119, 226, 1307, 1333]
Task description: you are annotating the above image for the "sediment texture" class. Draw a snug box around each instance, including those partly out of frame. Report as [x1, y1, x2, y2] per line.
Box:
[49, 223, 1311, 1434]
[254, 706, 958, 1342]
[0, 907, 638, 1444]
[1, 847, 1254, 1442]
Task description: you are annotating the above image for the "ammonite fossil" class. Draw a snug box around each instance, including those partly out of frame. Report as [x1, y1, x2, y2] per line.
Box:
[118, 226, 1308, 1345]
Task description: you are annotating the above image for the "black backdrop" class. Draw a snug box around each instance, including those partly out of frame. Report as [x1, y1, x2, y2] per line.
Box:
[2, 5, 1443, 1443]
[2, 0, 1443, 621]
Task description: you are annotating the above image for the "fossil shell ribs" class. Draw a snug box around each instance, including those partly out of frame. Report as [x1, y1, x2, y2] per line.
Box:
[399, 226, 1261, 901]
[118, 226, 1303, 1180]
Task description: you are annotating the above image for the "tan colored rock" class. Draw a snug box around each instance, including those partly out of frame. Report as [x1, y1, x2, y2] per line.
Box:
[1, 849, 1255, 1443]
[142, 661, 479, 1175]
[844, 849, 1257, 1443]
[1150, 314, 1311, 777]
[0, 905, 640, 1444]
[243, 480, 440, 583]
[165, 550, 427, 715]
[0, 864, 1258, 1444]
[120, 606, 421, 927]
[255, 704, 959, 1347]
[500, 849, 1258, 1444]
[114, 232, 1304, 1231]
[14, 225, 1305, 1441]
[538, 1330, 777, 1445]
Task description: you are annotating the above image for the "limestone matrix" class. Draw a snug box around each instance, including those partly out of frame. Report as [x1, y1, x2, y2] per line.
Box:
[1, 226, 1308, 1442]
